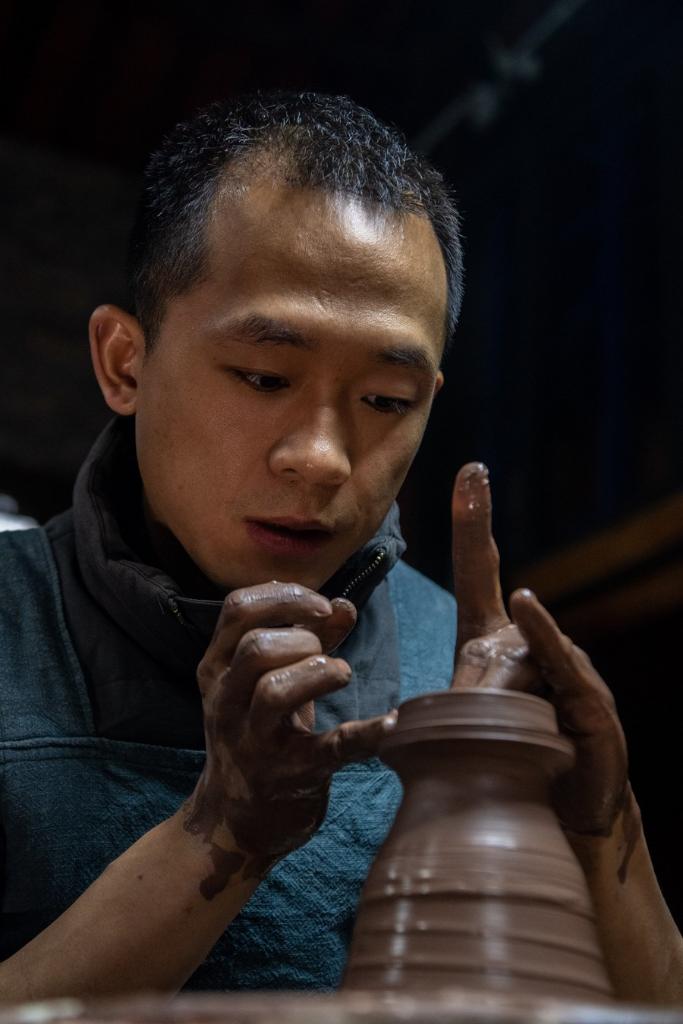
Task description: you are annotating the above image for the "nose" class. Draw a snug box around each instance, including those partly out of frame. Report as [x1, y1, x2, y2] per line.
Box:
[268, 407, 352, 488]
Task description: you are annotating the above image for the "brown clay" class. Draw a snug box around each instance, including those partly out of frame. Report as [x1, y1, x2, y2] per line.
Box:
[343, 688, 614, 1000]
[2, 992, 683, 1024]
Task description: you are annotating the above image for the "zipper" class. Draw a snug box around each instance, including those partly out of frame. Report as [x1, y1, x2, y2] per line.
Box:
[166, 549, 388, 618]
[167, 596, 189, 628]
[339, 547, 387, 601]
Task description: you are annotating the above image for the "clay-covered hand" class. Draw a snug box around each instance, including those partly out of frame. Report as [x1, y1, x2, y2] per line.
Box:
[450, 462, 629, 837]
[184, 582, 396, 888]
[450, 462, 538, 692]
[509, 588, 630, 837]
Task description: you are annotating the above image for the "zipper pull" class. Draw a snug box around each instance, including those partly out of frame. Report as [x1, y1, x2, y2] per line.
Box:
[167, 596, 189, 627]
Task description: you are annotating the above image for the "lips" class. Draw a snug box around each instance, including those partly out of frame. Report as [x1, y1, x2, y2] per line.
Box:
[257, 517, 333, 533]
[245, 518, 334, 556]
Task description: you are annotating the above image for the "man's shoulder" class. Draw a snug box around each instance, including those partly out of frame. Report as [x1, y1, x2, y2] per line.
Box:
[387, 558, 455, 621]
[0, 525, 58, 602]
[0, 524, 49, 562]
[1, 510, 72, 573]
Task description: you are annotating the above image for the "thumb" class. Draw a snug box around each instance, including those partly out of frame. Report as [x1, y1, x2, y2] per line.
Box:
[310, 598, 357, 654]
[312, 710, 398, 766]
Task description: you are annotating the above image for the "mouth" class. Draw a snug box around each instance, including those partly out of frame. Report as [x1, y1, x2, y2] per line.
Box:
[245, 518, 335, 556]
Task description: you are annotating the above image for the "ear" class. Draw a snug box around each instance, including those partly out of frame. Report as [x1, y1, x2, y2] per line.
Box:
[433, 370, 445, 397]
[89, 305, 147, 415]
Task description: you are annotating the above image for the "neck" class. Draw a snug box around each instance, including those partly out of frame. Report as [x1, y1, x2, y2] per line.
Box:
[141, 494, 226, 600]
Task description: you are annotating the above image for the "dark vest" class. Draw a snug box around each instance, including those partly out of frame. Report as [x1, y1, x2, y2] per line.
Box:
[0, 527, 455, 990]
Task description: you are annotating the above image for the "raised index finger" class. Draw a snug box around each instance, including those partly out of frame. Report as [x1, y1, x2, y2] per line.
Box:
[452, 462, 509, 652]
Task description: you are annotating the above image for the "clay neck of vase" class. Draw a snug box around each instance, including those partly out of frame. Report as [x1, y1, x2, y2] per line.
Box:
[383, 743, 558, 826]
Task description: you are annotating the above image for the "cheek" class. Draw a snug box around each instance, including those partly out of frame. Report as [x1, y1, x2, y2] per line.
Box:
[135, 372, 234, 513]
[380, 414, 430, 476]
[354, 418, 427, 507]
[139, 359, 240, 462]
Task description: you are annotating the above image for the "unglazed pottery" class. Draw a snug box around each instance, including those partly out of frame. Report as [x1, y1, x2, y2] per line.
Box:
[343, 688, 613, 999]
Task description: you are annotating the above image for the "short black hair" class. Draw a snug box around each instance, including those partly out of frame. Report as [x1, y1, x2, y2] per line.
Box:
[127, 91, 464, 354]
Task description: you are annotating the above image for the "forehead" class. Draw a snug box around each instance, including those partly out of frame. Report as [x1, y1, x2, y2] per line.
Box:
[202, 182, 448, 348]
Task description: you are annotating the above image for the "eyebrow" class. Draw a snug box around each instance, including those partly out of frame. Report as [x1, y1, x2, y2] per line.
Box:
[378, 344, 435, 374]
[212, 313, 437, 375]
[215, 313, 313, 349]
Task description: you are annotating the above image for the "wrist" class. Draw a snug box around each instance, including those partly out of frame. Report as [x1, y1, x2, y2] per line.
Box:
[566, 784, 644, 885]
[179, 781, 278, 884]
[166, 806, 268, 903]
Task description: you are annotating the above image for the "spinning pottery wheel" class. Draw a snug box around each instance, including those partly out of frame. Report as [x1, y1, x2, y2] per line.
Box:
[0, 992, 682, 1024]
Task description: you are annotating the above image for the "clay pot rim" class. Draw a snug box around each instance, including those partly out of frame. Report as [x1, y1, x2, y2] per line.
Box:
[380, 727, 574, 761]
[393, 688, 560, 731]
[381, 688, 574, 761]
[382, 723, 572, 744]
[400, 688, 551, 709]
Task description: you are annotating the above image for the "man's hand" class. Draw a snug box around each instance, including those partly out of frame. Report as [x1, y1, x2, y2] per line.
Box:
[450, 462, 629, 838]
[183, 582, 396, 894]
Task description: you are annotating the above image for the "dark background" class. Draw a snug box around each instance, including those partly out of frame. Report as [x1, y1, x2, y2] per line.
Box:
[1, 0, 682, 923]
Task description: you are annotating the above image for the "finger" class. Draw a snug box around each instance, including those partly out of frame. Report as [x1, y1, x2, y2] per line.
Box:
[471, 628, 541, 693]
[510, 589, 615, 727]
[451, 661, 486, 688]
[450, 632, 539, 691]
[204, 582, 333, 671]
[249, 655, 352, 737]
[452, 651, 540, 692]
[451, 463, 508, 652]
[451, 635, 490, 689]
[476, 656, 542, 692]
[315, 598, 357, 653]
[294, 698, 316, 734]
[225, 628, 323, 704]
[510, 589, 589, 695]
[312, 710, 398, 767]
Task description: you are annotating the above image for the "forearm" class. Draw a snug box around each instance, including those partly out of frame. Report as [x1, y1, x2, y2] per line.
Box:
[569, 789, 683, 1003]
[0, 809, 259, 1002]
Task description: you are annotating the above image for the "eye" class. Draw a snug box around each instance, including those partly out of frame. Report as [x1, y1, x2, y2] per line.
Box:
[231, 370, 289, 392]
[364, 395, 415, 415]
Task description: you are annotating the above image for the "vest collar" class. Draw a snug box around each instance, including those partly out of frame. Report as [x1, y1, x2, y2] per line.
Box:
[72, 417, 406, 672]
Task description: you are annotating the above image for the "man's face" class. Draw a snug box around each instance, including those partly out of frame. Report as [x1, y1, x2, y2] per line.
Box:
[133, 182, 447, 593]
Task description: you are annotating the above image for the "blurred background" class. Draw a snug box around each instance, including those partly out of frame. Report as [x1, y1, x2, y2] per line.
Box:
[1, 0, 682, 918]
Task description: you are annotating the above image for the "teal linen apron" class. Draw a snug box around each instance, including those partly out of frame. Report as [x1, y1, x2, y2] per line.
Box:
[0, 527, 455, 989]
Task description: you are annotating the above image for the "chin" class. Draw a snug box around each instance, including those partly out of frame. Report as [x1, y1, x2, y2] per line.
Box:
[197, 554, 320, 594]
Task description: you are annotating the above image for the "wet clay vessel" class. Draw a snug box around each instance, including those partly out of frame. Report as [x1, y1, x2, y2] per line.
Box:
[343, 688, 613, 1000]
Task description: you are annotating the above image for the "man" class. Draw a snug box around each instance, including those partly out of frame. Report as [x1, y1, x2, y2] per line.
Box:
[0, 92, 680, 1002]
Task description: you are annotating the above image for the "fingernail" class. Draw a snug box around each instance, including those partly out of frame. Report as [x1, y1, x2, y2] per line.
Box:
[461, 462, 489, 487]
[337, 660, 352, 680]
[331, 597, 357, 617]
[382, 711, 398, 731]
